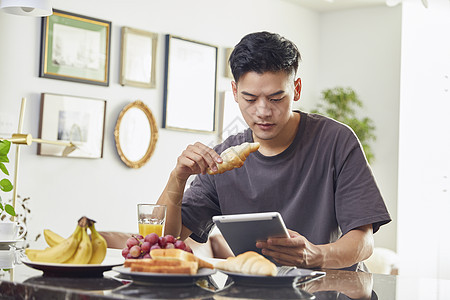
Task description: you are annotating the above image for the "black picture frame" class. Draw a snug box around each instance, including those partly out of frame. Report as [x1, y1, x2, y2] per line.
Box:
[162, 35, 218, 133]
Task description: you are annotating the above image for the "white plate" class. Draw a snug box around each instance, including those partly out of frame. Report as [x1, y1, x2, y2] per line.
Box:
[113, 266, 216, 286]
[21, 249, 125, 277]
[0, 239, 22, 250]
[218, 268, 325, 287]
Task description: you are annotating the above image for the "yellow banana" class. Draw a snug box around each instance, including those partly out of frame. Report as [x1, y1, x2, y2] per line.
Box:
[65, 226, 92, 264]
[25, 226, 81, 263]
[24, 248, 50, 256]
[88, 223, 107, 264]
[43, 229, 65, 247]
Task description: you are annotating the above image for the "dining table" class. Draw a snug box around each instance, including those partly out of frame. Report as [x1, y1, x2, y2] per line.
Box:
[1, 248, 450, 300]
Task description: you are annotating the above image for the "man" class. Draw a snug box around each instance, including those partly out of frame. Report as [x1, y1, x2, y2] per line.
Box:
[157, 31, 391, 271]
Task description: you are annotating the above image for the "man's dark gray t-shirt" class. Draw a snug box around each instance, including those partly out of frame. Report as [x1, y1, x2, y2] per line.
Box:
[181, 111, 391, 269]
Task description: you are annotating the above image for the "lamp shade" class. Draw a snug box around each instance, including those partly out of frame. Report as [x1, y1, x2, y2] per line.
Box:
[0, 0, 52, 16]
[386, 0, 402, 7]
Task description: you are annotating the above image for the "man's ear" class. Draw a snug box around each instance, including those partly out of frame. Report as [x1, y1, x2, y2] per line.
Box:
[294, 78, 302, 102]
[231, 81, 238, 103]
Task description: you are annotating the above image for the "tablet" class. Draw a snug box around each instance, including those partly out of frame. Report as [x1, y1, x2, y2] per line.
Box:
[212, 212, 289, 256]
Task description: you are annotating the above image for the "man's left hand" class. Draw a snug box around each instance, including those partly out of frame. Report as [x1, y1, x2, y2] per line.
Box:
[255, 229, 324, 268]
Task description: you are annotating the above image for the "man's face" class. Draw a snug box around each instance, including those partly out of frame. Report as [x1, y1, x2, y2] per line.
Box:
[232, 71, 301, 141]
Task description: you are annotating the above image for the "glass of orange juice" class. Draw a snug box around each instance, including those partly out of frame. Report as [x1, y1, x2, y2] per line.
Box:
[137, 204, 166, 237]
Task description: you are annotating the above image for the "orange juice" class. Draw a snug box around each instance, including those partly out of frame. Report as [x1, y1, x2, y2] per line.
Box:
[139, 223, 164, 237]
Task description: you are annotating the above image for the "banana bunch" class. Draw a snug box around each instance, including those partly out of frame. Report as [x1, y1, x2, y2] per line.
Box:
[25, 216, 108, 264]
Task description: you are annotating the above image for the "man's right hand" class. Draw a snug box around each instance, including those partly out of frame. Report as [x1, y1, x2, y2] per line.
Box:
[158, 142, 222, 238]
[174, 142, 223, 181]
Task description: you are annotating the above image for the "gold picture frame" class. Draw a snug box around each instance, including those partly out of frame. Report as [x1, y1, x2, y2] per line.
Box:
[120, 27, 158, 88]
[39, 9, 111, 86]
[224, 47, 234, 79]
[114, 101, 158, 169]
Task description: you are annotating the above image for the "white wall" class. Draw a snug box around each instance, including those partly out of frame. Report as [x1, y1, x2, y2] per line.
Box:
[0, 0, 401, 254]
[0, 0, 321, 242]
[316, 6, 402, 252]
[397, 0, 450, 279]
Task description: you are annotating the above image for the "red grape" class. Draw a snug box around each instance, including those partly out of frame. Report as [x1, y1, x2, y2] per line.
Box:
[143, 253, 151, 259]
[126, 237, 139, 248]
[174, 240, 186, 250]
[135, 234, 144, 240]
[150, 244, 161, 250]
[165, 235, 176, 244]
[122, 248, 130, 258]
[158, 236, 167, 248]
[165, 243, 175, 249]
[145, 233, 159, 245]
[141, 241, 151, 253]
[129, 245, 141, 258]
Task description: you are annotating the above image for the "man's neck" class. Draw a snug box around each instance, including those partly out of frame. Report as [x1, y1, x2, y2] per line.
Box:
[254, 112, 301, 157]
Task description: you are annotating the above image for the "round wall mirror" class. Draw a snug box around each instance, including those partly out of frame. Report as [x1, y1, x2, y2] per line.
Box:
[114, 100, 158, 168]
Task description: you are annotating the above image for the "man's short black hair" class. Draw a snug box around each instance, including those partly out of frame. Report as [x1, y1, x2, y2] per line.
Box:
[229, 31, 301, 82]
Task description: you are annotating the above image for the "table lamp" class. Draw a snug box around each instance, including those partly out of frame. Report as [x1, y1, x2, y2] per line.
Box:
[0, 98, 76, 215]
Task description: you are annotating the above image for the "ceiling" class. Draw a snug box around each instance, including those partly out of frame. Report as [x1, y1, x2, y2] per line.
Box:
[286, 0, 388, 12]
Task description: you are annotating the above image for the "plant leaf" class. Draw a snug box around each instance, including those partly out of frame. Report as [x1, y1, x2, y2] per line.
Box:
[5, 204, 16, 216]
[313, 86, 376, 164]
[0, 162, 9, 175]
[0, 179, 13, 192]
[0, 155, 9, 163]
[0, 140, 11, 156]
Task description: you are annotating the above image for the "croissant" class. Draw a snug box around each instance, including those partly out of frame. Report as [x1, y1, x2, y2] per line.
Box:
[215, 251, 277, 276]
[207, 142, 260, 175]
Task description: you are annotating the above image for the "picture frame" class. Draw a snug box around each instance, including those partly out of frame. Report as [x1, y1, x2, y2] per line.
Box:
[38, 93, 107, 159]
[224, 47, 234, 79]
[39, 9, 111, 86]
[120, 27, 158, 88]
[163, 35, 218, 133]
[114, 100, 159, 169]
[218, 91, 248, 142]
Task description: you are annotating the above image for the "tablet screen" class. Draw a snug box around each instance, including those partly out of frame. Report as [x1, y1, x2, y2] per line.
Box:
[212, 212, 289, 257]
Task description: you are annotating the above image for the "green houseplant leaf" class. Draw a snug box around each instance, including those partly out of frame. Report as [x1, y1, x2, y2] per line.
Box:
[312, 87, 376, 163]
[0, 140, 10, 156]
[0, 162, 9, 175]
[0, 179, 13, 192]
[4, 204, 16, 216]
[0, 140, 15, 218]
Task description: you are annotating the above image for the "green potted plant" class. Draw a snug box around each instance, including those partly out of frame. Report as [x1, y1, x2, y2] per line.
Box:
[312, 87, 376, 163]
[0, 140, 16, 220]
[0, 140, 39, 249]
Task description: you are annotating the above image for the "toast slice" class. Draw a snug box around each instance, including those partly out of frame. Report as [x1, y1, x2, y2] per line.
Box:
[129, 259, 198, 275]
[124, 258, 149, 268]
[123, 249, 213, 275]
[150, 248, 214, 269]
